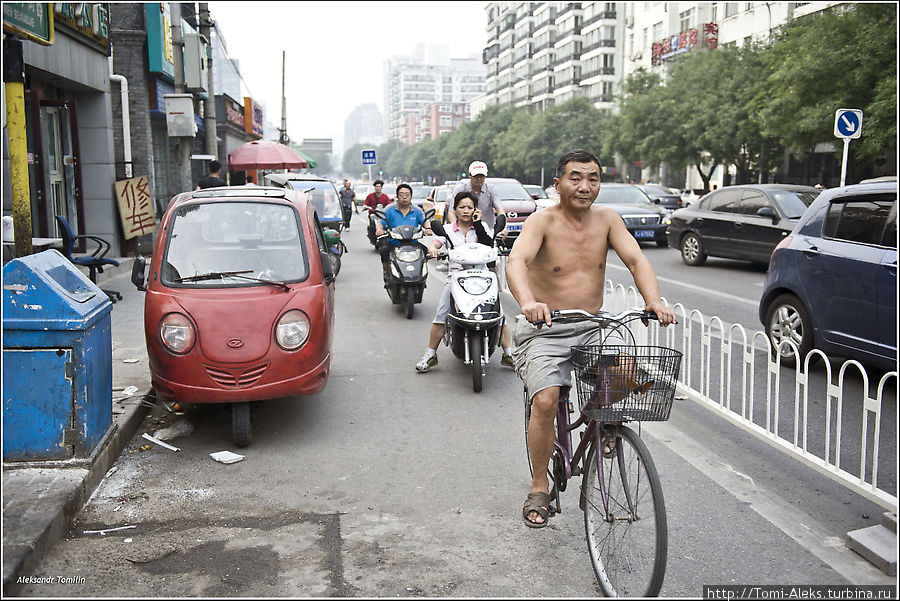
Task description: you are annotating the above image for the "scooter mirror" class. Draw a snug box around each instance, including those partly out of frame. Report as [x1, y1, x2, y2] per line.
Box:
[495, 213, 507, 232]
[430, 220, 447, 238]
[373, 208, 386, 221]
[424, 208, 435, 221]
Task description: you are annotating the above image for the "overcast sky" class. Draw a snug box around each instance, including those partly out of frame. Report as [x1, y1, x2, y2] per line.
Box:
[208, 1, 488, 155]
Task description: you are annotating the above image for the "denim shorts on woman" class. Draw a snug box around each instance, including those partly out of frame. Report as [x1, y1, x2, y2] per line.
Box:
[511, 314, 626, 402]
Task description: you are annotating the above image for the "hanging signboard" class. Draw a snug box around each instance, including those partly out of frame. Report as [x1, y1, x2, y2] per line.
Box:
[114, 176, 157, 239]
[2, 2, 54, 45]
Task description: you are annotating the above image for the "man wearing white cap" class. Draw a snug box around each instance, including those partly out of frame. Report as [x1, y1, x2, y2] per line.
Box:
[450, 160, 514, 368]
[450, 161, 506, 233]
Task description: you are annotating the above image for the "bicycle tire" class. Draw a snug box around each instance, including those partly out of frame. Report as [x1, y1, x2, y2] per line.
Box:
[581, 425, 667, 597]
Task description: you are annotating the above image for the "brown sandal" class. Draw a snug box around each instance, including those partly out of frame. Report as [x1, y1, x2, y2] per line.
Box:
[522, 491, 551, 528]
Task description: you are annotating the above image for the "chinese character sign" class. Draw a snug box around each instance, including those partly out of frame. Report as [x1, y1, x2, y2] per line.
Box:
[114, 176, 156, 239]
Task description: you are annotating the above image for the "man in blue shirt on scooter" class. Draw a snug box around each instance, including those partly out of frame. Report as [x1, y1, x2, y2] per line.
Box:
[375, 183, 426, 283]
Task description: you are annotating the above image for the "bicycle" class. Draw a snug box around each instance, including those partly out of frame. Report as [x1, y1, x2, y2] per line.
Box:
[522, 308, 682, 597]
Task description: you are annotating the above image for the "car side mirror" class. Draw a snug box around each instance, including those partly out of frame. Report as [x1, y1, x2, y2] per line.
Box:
[131, 256, 147, 291]
[320, 250, 336, 284]
[653, 198, 660, 204]
[757, 206, 779, 223]
[530, 194, 538, 200]
[431, 220, 447, 238]
[495, 213, 507, 232]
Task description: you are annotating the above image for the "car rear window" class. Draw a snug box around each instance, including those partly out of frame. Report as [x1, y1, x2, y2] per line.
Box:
[822, 195, 896, 247]
[595, 186, 653, 205]
[770, 190, 819, 218]
[288, 182, 342, 219]
[162, 201, 309, 286]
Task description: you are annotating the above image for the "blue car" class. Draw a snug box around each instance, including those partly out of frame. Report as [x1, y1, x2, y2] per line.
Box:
[759, 180, 897, 370]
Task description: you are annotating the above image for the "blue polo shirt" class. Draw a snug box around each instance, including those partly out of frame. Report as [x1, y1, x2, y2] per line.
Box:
[380, 205, 425, 246]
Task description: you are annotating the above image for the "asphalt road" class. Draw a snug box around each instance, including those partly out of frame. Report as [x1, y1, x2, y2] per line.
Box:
[20, 218, 895, 597]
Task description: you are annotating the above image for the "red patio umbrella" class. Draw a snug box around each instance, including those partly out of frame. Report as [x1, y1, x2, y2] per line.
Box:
[227, 140, 307, 170]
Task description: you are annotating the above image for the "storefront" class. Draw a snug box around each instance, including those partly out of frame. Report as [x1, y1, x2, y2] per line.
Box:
[4, 3, 120, 253]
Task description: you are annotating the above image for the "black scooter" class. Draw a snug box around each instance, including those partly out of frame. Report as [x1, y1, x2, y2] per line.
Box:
[374, 207, 435, 319]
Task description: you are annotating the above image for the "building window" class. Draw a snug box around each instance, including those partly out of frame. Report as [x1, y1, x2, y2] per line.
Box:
[679, 7, 695, 31]
[711, 3, 718, 21]
[725, 3, 738, 17]
[652, 21, 662, 40]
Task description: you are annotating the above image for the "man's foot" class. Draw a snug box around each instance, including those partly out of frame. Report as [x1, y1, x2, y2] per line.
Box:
[415, 353, 438, 373]
[602, 439, 617, 458]
[522, 491, 551, 528]
[500, 352, 515, 368]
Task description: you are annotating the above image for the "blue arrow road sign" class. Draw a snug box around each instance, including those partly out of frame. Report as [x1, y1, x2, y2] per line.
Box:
[362, 150, 376, 165]
[834, 109, 863, 139]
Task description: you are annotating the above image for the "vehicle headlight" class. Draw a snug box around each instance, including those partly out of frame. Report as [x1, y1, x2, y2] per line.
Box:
[395, 248, 421, 262]
[390, 230, 404, 239]
[159, 312, 196, 355]
[459, 276, 492, 295]
[275, 309, 311, 351]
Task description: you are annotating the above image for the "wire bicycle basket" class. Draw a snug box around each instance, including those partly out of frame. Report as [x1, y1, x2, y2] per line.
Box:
[571, 344, 682, 422]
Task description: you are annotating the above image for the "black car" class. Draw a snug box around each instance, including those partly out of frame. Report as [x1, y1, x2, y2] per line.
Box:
[667, 184, 821, 266]
[637, 184, 684, 214]
[594, 184, 670, 247]
[759, 181, 897, 369]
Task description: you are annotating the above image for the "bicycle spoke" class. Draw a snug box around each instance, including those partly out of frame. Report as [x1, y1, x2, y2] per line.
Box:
[581, 426, 667, 597]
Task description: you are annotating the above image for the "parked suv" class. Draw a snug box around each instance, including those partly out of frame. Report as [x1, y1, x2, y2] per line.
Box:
[759, 181, 897, 369]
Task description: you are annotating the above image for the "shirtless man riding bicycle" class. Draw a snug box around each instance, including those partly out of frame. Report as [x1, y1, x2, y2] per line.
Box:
[506, 148, 677, 528]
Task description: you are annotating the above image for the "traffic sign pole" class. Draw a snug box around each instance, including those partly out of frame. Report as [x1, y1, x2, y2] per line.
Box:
[840, 138, 850, 187]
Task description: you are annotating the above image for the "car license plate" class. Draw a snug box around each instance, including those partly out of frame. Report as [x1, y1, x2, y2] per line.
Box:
[507, 224, 522, 232]
[633, 230, 654, 239]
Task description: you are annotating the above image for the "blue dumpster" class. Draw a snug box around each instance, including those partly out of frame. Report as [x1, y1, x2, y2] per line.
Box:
[3, 249, 113, 461]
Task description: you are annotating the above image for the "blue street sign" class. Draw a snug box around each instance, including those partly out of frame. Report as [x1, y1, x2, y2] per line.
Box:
[834, 109, 863, 139]
[361, 150, 376, 165]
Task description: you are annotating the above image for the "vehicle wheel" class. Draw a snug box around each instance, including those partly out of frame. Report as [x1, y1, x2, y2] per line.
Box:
[656, 237, 669, 248]
[524, 390, 558, 502]
[330, 253, 341, 276]
[405, 288, 415, 319]
[764, 293, 814, 367]
[582, 425, 667, 597]
[680, 232, 707, 266]
[232, 402, 252, 448]
[471, 334, 483, 393]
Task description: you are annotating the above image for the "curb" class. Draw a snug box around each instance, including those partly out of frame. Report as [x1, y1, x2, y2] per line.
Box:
[1, 392, 150, 596]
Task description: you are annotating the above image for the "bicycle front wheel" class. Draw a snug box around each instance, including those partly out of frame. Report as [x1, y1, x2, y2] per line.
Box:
[581, 425, 667, 597]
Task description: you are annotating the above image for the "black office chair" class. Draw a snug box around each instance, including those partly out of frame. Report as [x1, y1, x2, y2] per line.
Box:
[55, 215, 122, 303]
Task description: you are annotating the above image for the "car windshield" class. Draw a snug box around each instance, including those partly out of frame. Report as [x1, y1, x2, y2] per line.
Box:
[287, 181, 342, 219]
[771, 190, 820, 218]
[381, 184, 398, 199]
[162, 202, 309, 287]
[435, 188, 453, 202]
[491, 181, 533, 200]
[411, 186, 431, 201]
[594, 186, 654, 205]
[525, 186, 548, 198]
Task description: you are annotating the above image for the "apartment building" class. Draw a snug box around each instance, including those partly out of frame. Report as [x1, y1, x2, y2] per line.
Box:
[344, 103, 384, 150]
[383, 43, 485, 142]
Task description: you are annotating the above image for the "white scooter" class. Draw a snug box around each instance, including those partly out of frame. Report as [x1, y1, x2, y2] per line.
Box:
[430, 215, 507, 392]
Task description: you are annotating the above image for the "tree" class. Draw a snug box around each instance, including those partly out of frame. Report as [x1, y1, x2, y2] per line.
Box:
[755, 3, 897, 177]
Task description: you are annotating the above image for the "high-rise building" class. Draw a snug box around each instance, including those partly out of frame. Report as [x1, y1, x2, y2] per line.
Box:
[344, 104, 384, 151]
[383, 43, 486, 142]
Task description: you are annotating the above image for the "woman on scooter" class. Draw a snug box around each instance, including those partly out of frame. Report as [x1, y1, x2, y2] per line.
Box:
[415, 191, 515, 373]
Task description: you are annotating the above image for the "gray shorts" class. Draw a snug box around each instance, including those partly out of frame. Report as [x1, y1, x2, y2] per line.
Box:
[511, 315, 626, 402]
[433, 283, 452, 324]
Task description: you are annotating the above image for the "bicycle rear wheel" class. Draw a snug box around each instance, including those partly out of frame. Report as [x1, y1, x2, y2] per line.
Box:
[581, 425, 667, 597]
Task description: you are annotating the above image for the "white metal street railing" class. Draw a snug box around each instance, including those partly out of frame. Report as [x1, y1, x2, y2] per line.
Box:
[603, 281, 898, 512]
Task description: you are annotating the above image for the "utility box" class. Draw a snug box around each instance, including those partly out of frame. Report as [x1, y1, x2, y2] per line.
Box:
[2, 250, 114, 462]
[164, 93, 196, 137]
[183, 33, 209, 92]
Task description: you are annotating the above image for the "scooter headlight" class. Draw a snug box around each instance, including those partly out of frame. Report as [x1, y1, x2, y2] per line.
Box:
[459, 276, 492, 295]
[394, 248, 422, 262]
[159, 312, 196, 355]
[275, 309, 311, 351]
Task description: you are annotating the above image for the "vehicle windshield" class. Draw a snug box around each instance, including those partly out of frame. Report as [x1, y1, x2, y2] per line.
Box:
[287, 181, 342, 219]
[490, 181, 533, 200]
[435, 188, 453, 202]
[381, 184, 398, 199]
[525, 186, 548, 198]
[771, 190, 820, 218]
[161, 201, 308, 287]
[594, 186, 654, 205]
[641, 185, 675, 197]
[411, 186, 431, 202]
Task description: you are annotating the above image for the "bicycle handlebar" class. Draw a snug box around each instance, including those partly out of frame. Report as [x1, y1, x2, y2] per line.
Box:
[528, 308, 673, 327]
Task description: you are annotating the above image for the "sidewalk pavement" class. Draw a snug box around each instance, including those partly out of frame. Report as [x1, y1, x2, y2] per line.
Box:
[2, 258, 153, 596]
